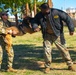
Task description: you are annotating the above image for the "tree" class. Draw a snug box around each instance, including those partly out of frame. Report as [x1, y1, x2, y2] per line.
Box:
[0, 0, 30, 25]
[34, 0, 37, 16]
[0, 0, 46, 24]
[47, 0, 53, 8]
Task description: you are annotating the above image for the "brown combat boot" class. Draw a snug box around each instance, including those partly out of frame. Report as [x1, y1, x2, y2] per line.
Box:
[37, 61, 45, 68]
[68, 66, 76, 72]
[7, 67, 17, 73]
[44, 67, 50, 73]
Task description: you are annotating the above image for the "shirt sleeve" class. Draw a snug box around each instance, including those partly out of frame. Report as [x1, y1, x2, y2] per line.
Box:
[57, 10, 75, 32]
[0, 22, 6, 34]
[0, 27, 6, 34]
[31, 14, 40, 30]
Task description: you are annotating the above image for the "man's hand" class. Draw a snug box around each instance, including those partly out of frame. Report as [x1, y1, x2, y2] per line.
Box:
[69, 32, 74, 35]
[34, 27, 40, 32]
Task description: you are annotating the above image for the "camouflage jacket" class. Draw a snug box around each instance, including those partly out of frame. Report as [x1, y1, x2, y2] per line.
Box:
[0, 20, 6, 34]
[0, 19, 16, 34]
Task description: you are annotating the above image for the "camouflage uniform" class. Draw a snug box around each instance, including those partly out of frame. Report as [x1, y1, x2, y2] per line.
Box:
[0, 20, 14, 69]
[43, 33, 73, 68]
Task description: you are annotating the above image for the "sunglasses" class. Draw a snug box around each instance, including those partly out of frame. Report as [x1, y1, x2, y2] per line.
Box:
[2, 14, 8, 16]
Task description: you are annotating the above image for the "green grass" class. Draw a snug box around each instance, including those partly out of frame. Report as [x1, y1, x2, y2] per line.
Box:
[0, 27, 76, 75]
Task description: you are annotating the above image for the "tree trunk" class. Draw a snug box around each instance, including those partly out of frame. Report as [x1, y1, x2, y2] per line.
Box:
[34, 0, 37, 16]
[14, 3, 18, 26]
[15, 13, 18, 26]
[25, 3, 30, 16]
[47, 0, 53, 8]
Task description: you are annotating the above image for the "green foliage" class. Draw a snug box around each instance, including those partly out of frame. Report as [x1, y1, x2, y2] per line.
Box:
[0, 8, 2, 12]
[0, 0, 46, 15]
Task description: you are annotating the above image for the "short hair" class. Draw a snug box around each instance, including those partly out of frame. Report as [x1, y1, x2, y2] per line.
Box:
[40, 3, 49, 9]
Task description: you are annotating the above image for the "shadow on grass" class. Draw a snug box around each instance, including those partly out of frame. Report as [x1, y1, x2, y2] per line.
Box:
[1, 44, 76, 71]
[13, 44, 44, 70]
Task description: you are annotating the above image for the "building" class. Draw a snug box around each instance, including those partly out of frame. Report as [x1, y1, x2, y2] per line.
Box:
[66, 8, 76, 20]
[66, 8, 76, 26]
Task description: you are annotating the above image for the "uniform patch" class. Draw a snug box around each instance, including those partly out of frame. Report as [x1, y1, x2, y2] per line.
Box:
[54, 15, 59, 18]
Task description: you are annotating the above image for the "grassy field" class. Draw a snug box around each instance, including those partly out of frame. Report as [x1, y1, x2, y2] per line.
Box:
[0, 27, 76, 75]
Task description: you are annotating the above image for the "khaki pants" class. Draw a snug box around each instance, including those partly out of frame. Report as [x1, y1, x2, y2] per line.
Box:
[43, 33, 73, 68]
[0, 36, 14, 69]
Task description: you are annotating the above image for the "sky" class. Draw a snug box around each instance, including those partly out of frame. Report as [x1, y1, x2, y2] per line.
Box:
[9, 0, 76, 16]
[52, 0, 76, 10]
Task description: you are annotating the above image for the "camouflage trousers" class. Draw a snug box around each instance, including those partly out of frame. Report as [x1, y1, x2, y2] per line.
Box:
[0, 36, 14, 69]
[43, 33, 73, 68]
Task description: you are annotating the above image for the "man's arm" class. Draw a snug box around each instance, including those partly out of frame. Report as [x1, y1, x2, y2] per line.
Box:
[57, 10, 75, 35]
[32, 13, 40, 32]
[0, 27, 6, 34]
